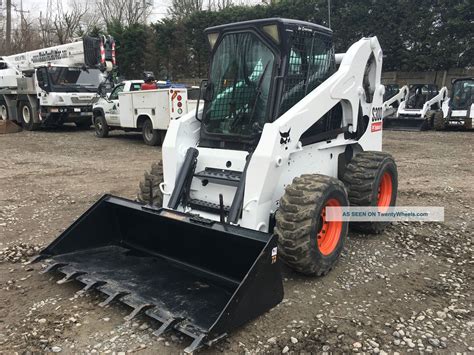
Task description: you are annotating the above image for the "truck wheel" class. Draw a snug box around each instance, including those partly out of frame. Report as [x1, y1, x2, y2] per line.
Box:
[94, 116, 109, 138]
[20, 101, 40, 131]
[275, 174, 349, 276]
[138, 161, 164, 206]
[0, 103, 8, 120]
[142, 119, 160, 146]
[433, 111, 446, 131]
[343, 151, 398, 234]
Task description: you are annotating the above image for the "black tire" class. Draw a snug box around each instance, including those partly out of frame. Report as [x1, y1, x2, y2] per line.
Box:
[0, 102, 8, 120]
[94, 116, 109, 138]
[424, 110, 436, 130]
[433, 111, 446, 131]
[20, 101, 40, 131]
[343, 151, 398, 234]
[275, 174, 349, 276]
[75, 119, 92, 130]
[137, 161, 164, 206]
[142, 119, 161, 146]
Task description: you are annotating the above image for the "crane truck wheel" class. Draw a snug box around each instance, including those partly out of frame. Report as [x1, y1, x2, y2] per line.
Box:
[343, 151, 398, 234]
[20, 101, 40, 131]
[275, 175, 349, 276]
[137, 161, 164, 206]
[142, 119, 161, 146]
[0, 103, 8, 120]
[94, 116, 109, 138]
[433, 111, 446, 131]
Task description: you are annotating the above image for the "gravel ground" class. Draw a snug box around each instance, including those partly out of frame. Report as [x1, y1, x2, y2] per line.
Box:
[0, 126, 472, 353]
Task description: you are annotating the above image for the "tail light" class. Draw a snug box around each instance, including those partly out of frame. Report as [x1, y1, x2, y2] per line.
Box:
[100, 41, 106, 64]
[111, 41, 116, 66]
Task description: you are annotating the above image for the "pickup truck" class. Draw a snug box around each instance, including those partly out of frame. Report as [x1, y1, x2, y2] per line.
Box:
[92, 80, 195, 145]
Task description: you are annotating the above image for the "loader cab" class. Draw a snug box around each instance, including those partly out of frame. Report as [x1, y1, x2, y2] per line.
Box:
[450, 78, 474, 110]
[406, 84, 439, 109]
[200, 18, 334, 150]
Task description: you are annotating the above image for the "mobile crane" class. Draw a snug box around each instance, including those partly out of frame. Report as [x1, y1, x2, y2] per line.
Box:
[0, 36, 115, 130]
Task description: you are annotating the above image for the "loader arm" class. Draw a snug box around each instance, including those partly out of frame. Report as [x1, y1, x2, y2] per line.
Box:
[421, 86, 448, 117]
[383, 85, 408, 117]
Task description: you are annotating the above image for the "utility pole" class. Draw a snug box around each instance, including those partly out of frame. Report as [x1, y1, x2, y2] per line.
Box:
[6, 0, 11, 54]
[328, 0, 331, 29]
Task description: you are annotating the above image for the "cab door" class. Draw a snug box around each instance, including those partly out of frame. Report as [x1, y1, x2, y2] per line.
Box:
[104, 84, 124, 125]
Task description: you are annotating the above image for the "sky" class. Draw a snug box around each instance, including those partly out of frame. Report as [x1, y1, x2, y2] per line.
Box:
[6, 0, 173, 23]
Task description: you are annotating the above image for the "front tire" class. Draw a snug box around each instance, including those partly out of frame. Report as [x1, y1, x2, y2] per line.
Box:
[433, 111, 446, 131]
[343, 151, 398, 234]
[20, 101, 40, 131]
[142, 119, 160, 146]
[138, 161, 164, 206]
[94, 116, 109, 138]
[275, 174, 349, 276]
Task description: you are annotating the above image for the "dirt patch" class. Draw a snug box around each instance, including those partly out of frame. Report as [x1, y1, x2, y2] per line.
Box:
[0, 128, 472, 353]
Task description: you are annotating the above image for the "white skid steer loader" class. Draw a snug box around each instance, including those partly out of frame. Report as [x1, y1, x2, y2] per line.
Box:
[35, 18, 398, 352]
[383, 83, 448, 130]
[433, 77, 474, 130]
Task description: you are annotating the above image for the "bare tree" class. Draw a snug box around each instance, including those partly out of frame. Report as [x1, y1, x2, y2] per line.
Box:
[168, 0, 204, 19]
[96, 0, 152, 26]
[52, 0, 88, 44]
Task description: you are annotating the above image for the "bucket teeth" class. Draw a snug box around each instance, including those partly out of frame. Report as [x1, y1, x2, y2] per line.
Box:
[57, 271, 87, 284]
[98, 291, 130, 307]
[184, 334, 206, 354]
[124, 304, 155, 322]
[152, 318, 183, 337]
[76, 280, 107, 295]
[40, 262, 67, 274]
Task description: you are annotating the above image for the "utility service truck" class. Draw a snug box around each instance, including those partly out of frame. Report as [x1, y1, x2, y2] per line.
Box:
[93, 80, 197, 146]
[0, 36, 115, 130]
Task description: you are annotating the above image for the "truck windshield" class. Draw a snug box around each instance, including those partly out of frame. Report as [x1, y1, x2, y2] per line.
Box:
[202, 32, 274, 138]
[47, 67, 104, 92]
[451, 79, 474, 110]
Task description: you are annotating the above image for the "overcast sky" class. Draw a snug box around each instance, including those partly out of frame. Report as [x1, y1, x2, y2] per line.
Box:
[7, 0, 173, 22]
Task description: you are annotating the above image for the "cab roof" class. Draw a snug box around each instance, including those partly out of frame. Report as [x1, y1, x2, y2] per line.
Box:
[205, 18, 332, 36]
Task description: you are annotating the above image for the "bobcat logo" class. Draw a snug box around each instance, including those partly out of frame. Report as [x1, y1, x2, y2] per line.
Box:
[280, 128, 291, 145]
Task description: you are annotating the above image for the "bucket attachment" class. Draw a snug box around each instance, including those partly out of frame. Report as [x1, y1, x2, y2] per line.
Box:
[383, 116, 430, 131]
[0, 120, 22, 134]
[34, 195, 283, 352]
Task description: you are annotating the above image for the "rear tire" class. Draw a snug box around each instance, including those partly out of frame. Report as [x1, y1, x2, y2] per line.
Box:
[142, 119, 160, 146]
[275, 174, 349, 276]
[433, 111, 446, 131]
[343, 151, 398, 234]
[20, 101, 40, 131]
[138, 161, 164, 206]
[94, 116, 109, 138]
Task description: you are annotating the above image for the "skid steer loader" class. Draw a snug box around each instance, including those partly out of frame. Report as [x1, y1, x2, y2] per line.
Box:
[34, 18, 398, 352]
[383, 84, 448, 131]
[432, 77, 474, 130]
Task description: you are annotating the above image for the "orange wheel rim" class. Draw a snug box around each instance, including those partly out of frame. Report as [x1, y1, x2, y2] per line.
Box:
[377, 171, 393, 212]
[317, 198, 342, 256]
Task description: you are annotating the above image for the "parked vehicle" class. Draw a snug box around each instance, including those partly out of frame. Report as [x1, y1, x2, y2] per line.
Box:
[0, 36, 115, 130]
[93, 80, 196, 145]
